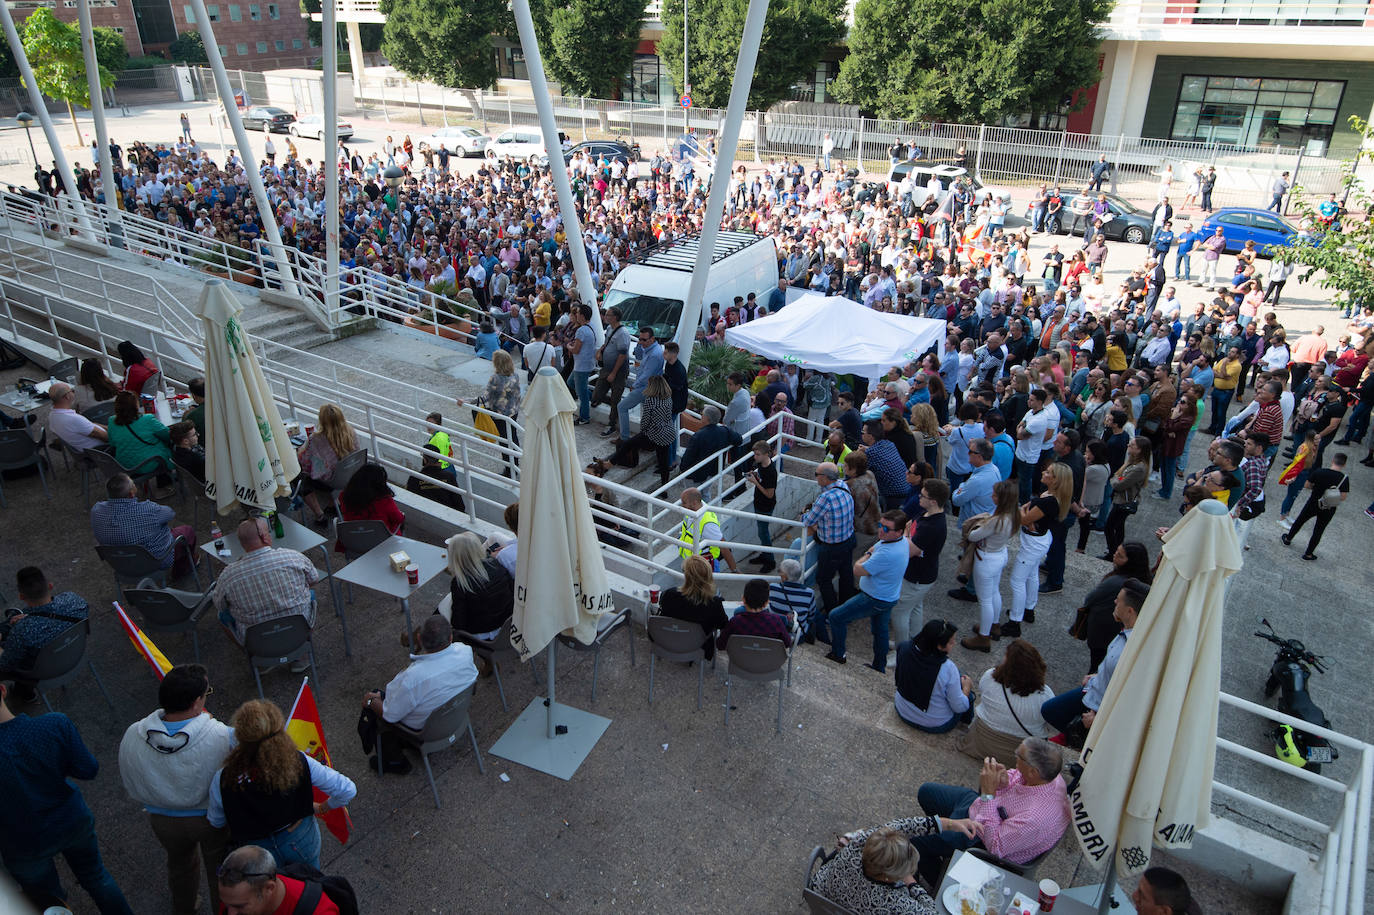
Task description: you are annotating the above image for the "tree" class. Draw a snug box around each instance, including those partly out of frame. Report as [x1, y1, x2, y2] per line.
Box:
[168, 30, 208, 63]
[1270, 116, 1374, 316]
[20, 9, 114, 145]
[528, 0, 644, 99]
[658, 0, 845, 111]
[301, 0, 382, 60]
[92, 26, 129, 74]
[379, 0, 508, 89]
[0, 37, 16, 81]
[833, 0, 1112, 124]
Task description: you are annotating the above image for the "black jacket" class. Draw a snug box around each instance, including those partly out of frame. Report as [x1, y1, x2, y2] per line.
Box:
[681, 423, 743, 483]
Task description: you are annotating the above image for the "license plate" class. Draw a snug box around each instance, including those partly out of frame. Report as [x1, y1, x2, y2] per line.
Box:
[1306, 745, 1332, 764]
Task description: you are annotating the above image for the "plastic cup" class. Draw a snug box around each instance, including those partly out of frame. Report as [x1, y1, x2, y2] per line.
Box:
[649, 587, 660, 604]
[405, 563, 419, 586]
[1038, 878, 1060, 912]
[305, 424, 315, 438]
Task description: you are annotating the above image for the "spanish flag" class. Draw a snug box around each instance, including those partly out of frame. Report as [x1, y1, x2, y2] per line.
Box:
[112, 602, 173, 680]
[286, 679, 352, 846]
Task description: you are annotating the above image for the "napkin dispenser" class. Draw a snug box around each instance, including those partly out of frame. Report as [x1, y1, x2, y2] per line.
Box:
[388, 551, 411, 572]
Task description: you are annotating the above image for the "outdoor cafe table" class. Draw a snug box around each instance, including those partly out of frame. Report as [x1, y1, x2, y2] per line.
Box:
[331, 534, 449, 645]
[199, 514, 352, 656]
[0, 389, 48, 417]
[936, 849, 1096, 915]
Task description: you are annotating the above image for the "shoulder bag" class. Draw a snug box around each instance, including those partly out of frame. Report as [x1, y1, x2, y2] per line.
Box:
[1318, 475, 1346, 510]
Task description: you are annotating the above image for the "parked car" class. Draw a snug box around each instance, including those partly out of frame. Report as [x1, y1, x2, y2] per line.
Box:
[485, 128, 550, 165]
[1200, 207, 1299, 256]
[241, 106, 295, 132]
[564, 140, 639, 166]
[1049, 192, 1155, 245]
[290, 115, 353, 141]
[884, 162, 1011, 208]
[415, 126, 490, 158]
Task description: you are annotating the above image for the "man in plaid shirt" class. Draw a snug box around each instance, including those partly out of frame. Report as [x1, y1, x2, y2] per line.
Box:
[90, 474, 198, 578]
[1231, 433, 1271, 549]
[799, 462, 855, 613]
[214, 518, 320, 645]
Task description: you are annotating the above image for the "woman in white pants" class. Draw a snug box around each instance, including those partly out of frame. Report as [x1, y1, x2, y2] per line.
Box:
[961, 480, 1020, 652]
[1007, 464, 1074, 639]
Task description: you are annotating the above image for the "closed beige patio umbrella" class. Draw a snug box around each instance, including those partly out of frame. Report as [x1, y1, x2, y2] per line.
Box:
[196, 279, 300, 514]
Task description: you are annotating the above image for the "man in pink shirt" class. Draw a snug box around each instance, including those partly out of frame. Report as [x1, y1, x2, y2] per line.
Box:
[1289, 325, 1330, 378]
[907, 737, 1072, 885]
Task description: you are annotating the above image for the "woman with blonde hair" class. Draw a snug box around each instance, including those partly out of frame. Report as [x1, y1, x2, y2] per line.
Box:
[843, 450, 882, 546]
[297, 402, 358, 525]
[907, 402, 942, 470]
[1005, 463, 1072, 638]
[207, 699, 356, 869]
[444, 531, 513, 639]
[657, 554, 728, 659]
[961, 480, 1021, 652]
[457, 348, 522, 478]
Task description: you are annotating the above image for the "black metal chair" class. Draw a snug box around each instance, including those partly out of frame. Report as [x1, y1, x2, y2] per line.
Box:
[122, 584, 215, 663]
[646, 616, 711, 710]
[23, 619, 115, 714]
[0, 426, 51, 507]
[242, 613, 318, 699]
[556, 608, 636, 704]
[375, 684, 485, 808]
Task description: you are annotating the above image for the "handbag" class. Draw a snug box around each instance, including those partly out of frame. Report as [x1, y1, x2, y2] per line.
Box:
[1318, 475, 1345, 510]
[1120, 499, 1139, 515]
[1068, 606, 1090, 640]
[473, 411, 499, 444]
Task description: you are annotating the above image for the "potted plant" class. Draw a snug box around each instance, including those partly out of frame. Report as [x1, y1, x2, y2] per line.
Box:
[192, 247, 231, 279]
[404, 280, 474, 340]
[689, 341, 760, 407]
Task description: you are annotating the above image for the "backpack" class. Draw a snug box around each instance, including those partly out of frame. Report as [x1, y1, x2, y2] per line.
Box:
[280, 862, 359, 915]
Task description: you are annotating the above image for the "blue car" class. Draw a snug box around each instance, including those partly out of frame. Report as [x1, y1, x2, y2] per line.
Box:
[1200, 207, 1298, 257]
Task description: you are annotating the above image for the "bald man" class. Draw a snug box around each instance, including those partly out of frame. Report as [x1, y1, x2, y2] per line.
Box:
[677, 487, 737, 573]
[47, 382, 108, 452]
[213, 517, 320, 646]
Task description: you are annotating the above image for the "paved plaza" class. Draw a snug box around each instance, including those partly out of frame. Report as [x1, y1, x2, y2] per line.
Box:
[0, 101, 1369, 912]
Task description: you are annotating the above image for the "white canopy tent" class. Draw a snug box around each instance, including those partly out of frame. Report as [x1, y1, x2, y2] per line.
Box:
[724, 294, 946, 380]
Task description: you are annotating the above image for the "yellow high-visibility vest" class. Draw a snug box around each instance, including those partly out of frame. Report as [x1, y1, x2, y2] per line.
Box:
[679, 510, 721, 560]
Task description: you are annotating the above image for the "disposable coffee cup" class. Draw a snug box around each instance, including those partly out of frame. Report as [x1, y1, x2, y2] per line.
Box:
[405, 563, 419, 586]
[305, 424, 315, 437]
[1038, 878, 1060, 911]
[649, 587, 660, 603]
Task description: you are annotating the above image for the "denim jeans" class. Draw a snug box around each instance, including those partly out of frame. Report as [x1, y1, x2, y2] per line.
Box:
[1280, 468, 1310, 516]
[569, 370, 592, 421]
[246, 815, 322, 870]
[1174, 250, 1191, 280]
[1041, 515, 1068, 589]
[912, 783, 982, 885]
[3, 811, 134, 915]
[1041, 687, 1087, 733]
[826, 591, 895, 668]
[813, 536, 856, 613]
[1346, 399, 1372, 444]
[755, 518, 774, 567]
[1209, 388, 1233, 434]
[617, 387, 646, 438]
[1159, 454, 1179, 499]
[1012, 457, 1037, 504]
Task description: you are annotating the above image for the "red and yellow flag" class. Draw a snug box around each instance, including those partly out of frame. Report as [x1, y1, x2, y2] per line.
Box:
[286, 679, 352, 846]
[112, 602, 173, 680]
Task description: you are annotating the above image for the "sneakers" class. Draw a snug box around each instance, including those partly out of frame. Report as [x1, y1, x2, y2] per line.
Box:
[1281, 533, 1293, 546]
[824, 651, 847, 665]
[947, 587, 976, 602]
[573, 417, 590, 426]
[1038, 581, 1062, 594]
[1302, 553, 1318, 561]
[1277, 518, 1293, 530]
[599, 427, 617, 438]
[1366, 508, 1374, 520]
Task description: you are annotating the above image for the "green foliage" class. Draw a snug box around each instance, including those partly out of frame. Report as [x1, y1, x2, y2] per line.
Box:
[833, 0, 1112, 123]
[301, 0, 382, 54]
[21, 9, 114, 108]
[125, 54, 172, 70]
[1271, 116, 1374, 315]
[168, 30, 208, 63]
[689, 342, 759, 407]
[92, 26, 128, 74]
[659, 0, 845, 110]
[379, 0, 508, 89]
[528, 0, 644, 98]
[0, 37, 15, 80]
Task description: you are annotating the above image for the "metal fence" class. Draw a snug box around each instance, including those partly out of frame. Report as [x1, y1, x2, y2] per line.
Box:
[336, 69, 1363, 211]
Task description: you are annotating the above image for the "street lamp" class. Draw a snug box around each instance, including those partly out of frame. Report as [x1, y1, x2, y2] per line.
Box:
[382, 164, 404, 210]
[16, 112, 37, 167]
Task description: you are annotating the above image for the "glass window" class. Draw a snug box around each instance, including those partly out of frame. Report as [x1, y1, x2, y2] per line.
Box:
[249, 2, 259, 17]
[1288, 80, 1315, 92]
[1235, 77, 1261, 90]
[228, 3, 240, 19]
[256, 40, 268, 52]
[217, 44, 227, 55]
[274, 39, 284, 50]
[235, 42, 247, 54]
[267, 2, 278, 17]
[1260, 79, 1289, 91]
[1179, 76, 1206, 101]
[1219, 212, 1250, 226]
[1207, 76, 1235, 89]
[1313, 82, 1343, 107]
[183, 4, 194, 20]
[291, 38, 302, 48]
[309, 36, 318, 46]
[1257, 91, 1285, 105]
[1307, 108, 1337, 125]
[1230, 90, 1257, 104]
[206, 4, 218, 20]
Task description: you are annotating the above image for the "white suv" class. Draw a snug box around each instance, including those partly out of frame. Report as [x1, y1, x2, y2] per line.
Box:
[485, 129, 549, 165]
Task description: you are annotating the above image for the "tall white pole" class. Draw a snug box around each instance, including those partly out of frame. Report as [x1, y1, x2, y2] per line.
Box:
[511, 0, 603, 342]
[682, 0, 689, 133]
[187, 0, 299, 297]
[322, 0, 339, 320]
[0, 0, 94, 239]
[675, 0, 769, 372]
[75, 0, 120, 223]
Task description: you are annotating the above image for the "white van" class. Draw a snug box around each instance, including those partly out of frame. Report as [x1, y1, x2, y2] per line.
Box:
[603, 231, 779, 361]
[486, 128, 550, 165]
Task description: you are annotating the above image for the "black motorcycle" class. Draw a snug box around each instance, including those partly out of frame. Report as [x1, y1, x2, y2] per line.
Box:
[1256, 619, 1338, 773]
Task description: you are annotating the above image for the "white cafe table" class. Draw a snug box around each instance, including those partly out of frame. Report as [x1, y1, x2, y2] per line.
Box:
[200, 514, 352, 656]
[332, 535, 449, 645]
[0, 390, 48, 416]
[936, 849, 1098, 915]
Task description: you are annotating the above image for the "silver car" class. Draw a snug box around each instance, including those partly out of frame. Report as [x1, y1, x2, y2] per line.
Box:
[290, 115, 354, 141]
[416, 126, 491, 158]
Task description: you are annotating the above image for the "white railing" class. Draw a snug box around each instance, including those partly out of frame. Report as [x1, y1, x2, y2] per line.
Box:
[1106, 0, 1374, 30]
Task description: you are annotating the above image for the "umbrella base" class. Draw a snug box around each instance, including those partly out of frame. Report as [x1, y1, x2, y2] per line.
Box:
[488, 697, 611, 781]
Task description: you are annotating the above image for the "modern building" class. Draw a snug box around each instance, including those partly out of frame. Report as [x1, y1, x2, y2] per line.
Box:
[8, 0, 319, 70]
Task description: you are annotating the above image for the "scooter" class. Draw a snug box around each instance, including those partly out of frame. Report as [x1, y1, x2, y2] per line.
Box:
[1256, 619, 1338, 773]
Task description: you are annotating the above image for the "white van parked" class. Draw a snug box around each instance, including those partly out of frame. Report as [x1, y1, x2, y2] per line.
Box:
[485, 128, 551, 165]
[603, 231, 779, 365]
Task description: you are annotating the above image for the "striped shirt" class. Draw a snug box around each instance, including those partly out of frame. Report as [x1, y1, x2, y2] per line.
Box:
[800, 480, 855, 544]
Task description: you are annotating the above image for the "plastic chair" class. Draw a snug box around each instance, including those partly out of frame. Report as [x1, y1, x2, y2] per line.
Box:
[325, 449, 370, 515]
[139, 371, 164, 399]
[721, 634, 790, 732]
[86, 447, 163, 500]
[23, 619, 115, 714]
[96, 536, 201, 601]
[556, 608, 636, 703]
[332, 518, 391, 605]
[453, 618, 536, 713]
[242, 614, 318, 699]
[0, 426, 51, 507]
[81, 401, 117, 426]
[171, 455, 209, 528]
[963, 841, 1057, 880]
[376, 684, 485, 807]
[48, 357, 78, 383]
[122, 584, 215, 663]
[802, 846, 856, 915]
[646, 616, 710, 710]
